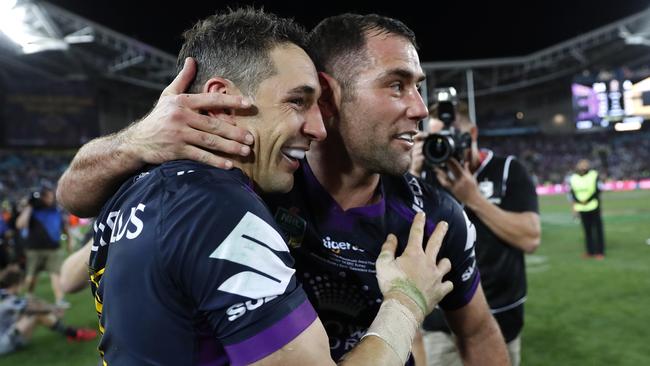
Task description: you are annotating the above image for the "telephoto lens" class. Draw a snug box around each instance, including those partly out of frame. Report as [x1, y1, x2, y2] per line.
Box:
[423, 132, 456, 166]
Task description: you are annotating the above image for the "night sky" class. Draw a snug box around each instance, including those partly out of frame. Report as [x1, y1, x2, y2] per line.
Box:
[45, 0, 650, 62]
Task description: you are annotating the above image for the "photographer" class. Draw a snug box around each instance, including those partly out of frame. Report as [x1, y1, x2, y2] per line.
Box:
[14, 187, 70, 307]
[411, 101, 541, 366]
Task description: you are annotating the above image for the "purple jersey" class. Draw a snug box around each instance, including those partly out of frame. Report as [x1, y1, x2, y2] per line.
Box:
[264, 161, 479, 362]
[90, 160, 316, 366]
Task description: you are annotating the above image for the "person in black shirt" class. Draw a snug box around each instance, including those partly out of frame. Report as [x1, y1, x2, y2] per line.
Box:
[411, 102, 541, 366]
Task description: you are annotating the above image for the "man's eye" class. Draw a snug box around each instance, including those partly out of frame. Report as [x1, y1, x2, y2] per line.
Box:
[391, 82, 403, 92]
[290, 98, 306, 107]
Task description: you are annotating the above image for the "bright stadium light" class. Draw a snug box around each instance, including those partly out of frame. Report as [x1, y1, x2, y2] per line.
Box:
[0, 0, 68, 53]
[0, 0, 31, 46]
[614, 119, 643, 131]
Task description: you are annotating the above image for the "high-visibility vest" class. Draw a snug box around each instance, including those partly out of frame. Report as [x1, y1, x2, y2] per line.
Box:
[569, 170, 599, 212]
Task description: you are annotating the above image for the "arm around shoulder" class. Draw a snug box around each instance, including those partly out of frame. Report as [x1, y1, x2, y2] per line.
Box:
[60, 239, 93, 294]
[57, 130, 144, 217]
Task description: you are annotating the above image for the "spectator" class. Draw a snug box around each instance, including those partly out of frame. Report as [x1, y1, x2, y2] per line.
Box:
[0, 265, 96, 356]
[14, 187, 70, 307]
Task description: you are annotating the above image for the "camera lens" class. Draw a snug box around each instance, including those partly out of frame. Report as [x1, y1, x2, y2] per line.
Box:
[423, 134, 455, 165]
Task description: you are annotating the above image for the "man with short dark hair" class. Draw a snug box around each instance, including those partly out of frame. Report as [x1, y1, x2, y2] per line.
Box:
[85, 8, 452, 366]
[58, 12, 508, 366]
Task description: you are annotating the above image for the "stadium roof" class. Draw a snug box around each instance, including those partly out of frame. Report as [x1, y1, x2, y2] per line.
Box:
[423, 7, 650, 100]
[0, 0, 176, 90]
[1, 0, 649, 97]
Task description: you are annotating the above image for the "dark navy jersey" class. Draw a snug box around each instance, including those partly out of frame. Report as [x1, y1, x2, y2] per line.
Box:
[90, 160, 316, 366]
[423, 150, 539, 342]
[264, 160, 479, 362]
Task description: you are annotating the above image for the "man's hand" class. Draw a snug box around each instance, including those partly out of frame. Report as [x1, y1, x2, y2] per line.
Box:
[57, 57, 256, 217]
[434, 158, 482, 207]
[376, 212, 453, 321]
[122, 57, 254, 169]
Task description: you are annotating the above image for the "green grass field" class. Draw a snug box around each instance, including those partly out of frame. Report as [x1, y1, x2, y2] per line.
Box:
[524, 190, 650, 365]
[1, 190, 649, 365]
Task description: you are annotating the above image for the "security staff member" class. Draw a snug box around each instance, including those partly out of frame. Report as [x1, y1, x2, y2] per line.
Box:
[569, 159, 605, 259]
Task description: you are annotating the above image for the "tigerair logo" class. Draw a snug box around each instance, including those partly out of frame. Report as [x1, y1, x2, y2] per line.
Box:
[322, 236, 364, 254]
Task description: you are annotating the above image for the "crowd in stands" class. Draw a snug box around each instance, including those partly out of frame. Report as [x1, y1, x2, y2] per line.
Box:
[480, 130, 650, 185]
[0, 150, 74, 206]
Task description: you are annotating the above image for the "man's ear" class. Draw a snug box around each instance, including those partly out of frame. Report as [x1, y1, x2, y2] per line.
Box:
[203, 77, 237, 116]
[317, 72, 341, 120]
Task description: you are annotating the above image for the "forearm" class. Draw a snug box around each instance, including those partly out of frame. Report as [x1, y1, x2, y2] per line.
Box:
[446, 286, 510, 366]
[339, 292, 423, 366]
[57, 129, 143, 217]
[15, 207, 32, 230]
[60, 240, 92, 294]
[337, 335, 402, 366]
[455, 315, 509, 366]
[466, 196, 541, 253]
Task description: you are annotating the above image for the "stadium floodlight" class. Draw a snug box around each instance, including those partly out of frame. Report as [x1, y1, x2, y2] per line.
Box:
[0, 0, 68, 54]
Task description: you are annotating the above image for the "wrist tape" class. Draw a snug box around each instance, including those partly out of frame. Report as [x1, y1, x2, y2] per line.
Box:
[361, 298, 419, 365]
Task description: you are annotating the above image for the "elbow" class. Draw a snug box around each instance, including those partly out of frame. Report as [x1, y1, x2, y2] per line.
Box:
[56, 176, 95, 218]
[523, 227, 542, 254]
[56, 176, 75, 214]
[522, 214, 541, 254]
[523, 236, 541, 254]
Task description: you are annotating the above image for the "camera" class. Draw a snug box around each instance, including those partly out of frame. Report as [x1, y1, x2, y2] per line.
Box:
[423, 87, 472, 166]
[29, 191, 45, 209]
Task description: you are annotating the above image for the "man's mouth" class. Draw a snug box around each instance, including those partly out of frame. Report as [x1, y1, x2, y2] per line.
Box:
[394, 132, 417, 144]
[281, 147, 307, 162]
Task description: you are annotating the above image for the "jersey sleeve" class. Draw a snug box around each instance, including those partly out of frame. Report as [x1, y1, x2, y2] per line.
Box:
[158, 172, 316, 365]
[425, 189, 480, 311]
[502, 158, 539, 214]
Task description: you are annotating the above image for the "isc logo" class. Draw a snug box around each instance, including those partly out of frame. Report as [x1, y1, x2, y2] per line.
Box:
[226, 295, 278, 321]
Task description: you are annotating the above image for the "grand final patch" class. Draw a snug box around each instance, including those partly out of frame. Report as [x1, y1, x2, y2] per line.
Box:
[274, 207, 307, 249]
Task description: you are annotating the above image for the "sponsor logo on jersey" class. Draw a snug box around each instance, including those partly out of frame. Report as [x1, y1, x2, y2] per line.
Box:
[479, 179, 502, 204]
[461, 259, 476, 282]
[210, 212, 295, 299]
[226, 295, 278, 321]
[407, 176, 425, 212]
[460, 210, 477, 282]
[93, 203, 146, 251]
[322, 236, 365, 254]
[274, 207, 306, 249]
[478, 180, 494, 198]
[462, 211, 477, 252]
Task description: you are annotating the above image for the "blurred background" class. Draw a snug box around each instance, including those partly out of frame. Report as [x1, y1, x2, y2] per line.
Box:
[0, 0, 648, 365]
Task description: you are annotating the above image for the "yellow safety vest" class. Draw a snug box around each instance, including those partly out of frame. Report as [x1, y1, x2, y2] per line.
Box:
[569, 170, 599, 212]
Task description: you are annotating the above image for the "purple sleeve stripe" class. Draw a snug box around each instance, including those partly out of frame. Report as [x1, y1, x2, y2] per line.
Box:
[463, 271, 481, 307]
[224, 299, 317, 366]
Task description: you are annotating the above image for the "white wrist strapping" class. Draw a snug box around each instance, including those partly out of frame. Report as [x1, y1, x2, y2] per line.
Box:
[361, 298, 419, 365]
